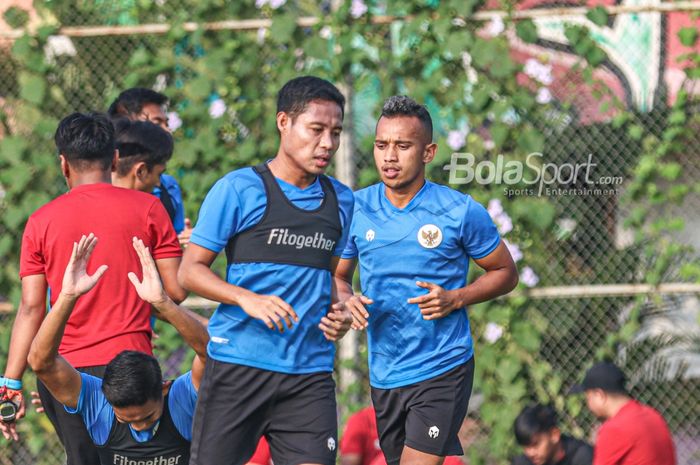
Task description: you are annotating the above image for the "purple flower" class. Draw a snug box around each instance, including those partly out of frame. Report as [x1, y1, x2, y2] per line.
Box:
[504, 239, 522, 262]
[495, 213, 513, 235]
[447, 129, 469, 151]
[319, 26, 332, 39]
[255, 0, 267, 8]
[484, 322, 504, 343]
[350, 0, 368, 18]
[209, 99, 227, 119]
[524, 59, 553, 86]
[487, 199, 503, 218]
[269, 0, 286, 9]
[520, 266, 540, 287]
[167, 112, 182, 132]
[485, 16, 505, 37]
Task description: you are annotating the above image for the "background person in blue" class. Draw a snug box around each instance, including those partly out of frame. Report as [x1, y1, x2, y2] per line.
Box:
[335, 96, 519, 465]
[108, 88, 192, 245]
[27, 235, 208, 465]
[179, 76, 354, 465]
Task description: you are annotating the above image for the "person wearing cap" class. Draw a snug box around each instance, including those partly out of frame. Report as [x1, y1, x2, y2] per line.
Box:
[570, 361, 676, 465]
[511, 404, 592, 465]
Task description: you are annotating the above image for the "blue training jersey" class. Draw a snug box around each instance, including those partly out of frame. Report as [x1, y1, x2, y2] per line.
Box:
[190, 166, 354, 374]
[65, 372, 197, 444]
[153, 174, 185, 234]
[342, 181, 500, 389]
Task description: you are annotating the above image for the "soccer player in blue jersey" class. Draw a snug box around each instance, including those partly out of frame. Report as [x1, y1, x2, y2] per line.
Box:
[178, 76, 355, 465]
[27, 235, 208, 465]
[335, 96, 519, 465]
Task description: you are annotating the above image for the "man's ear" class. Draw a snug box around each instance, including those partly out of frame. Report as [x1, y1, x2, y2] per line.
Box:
[133, 161, 148, 180]
[423, 143, 437, 164]
[549, 427, 561, 444]
[276, 112, 289, 133]
[59, 154, 70, 178]
[111, 149, 119, 173]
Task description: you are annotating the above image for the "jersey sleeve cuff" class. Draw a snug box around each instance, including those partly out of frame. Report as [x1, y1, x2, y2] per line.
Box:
[470, 236, 501, 259]
[189, 235, 225, 253]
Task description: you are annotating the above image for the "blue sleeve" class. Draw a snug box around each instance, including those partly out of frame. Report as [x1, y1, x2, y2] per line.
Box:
[64, 373, 114, 446]
[168, 372, 197, 441]
[190, 177, 243, 253]
[340, 232, 358, 259]
[162, 174, 186, 234]
[333, 185, 355, 256]
[461, 196, 501, 259]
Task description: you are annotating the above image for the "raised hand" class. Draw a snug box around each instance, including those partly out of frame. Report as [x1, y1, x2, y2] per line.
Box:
[128, 237, 168, 306]
[237, 291, 298, 333]
[60, 234, 108, 298]
[407, 281, 460, 320]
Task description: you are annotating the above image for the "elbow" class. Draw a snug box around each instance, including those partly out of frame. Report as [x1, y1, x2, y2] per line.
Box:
[177, 263, 192, 293]
[507, 266, 520, 293]
[169, 286, 187, 305]
[27, 346, 50, 375]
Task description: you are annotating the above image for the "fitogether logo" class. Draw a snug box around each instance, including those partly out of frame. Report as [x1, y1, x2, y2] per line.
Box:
[443, 152, 623, 197]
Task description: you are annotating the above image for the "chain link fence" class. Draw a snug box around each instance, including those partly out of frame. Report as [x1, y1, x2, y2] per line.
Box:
[1, 1, 699, 464]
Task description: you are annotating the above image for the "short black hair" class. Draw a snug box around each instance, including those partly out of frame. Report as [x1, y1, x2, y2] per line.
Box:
[55, 112, 116, 171]
[107, 88, 168, 118]
[514, 404, 559, 446]
[380, 95, 433, 141]
[102, 351, 163, 408]
[277, 76, 345, 121]
[113, 118, 173, 176]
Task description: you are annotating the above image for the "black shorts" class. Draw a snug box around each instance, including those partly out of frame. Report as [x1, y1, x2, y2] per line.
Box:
[371, 358, 475, 465]
[37, 365, 107, 465]
[189, 359, 338, 465]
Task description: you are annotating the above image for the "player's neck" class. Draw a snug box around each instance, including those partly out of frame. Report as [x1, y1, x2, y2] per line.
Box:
[111, 174, 136, 190]
[384, 179, 425, 209]
[268, 156, 316, 189]
[67, 171, 112, 188]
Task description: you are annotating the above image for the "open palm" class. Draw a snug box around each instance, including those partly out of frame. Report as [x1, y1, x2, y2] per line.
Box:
[128, 237, 167, 305]
[61, 233, 108, 297]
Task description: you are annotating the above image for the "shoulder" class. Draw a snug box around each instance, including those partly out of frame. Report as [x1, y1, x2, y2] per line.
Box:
[562, 435, 593, 459]
[510, 454, 532, 465]
[325, 175, 354, 201]
[352, 183, 382, 212]
[216, 167, 263, 192]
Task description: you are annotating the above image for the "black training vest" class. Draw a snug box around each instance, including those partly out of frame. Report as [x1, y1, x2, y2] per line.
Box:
[226, 163, 342, 271]
[97, 394, 190, 465]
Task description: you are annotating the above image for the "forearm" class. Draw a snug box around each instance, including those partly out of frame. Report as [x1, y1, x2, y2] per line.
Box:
[332, 275, 355, 304]
[452, 268, 518, 308]
[153, 299, 209, 358]
[27, 294, 77, 374]
[179, 261, 250, 306]
[4, 304, 46, 379]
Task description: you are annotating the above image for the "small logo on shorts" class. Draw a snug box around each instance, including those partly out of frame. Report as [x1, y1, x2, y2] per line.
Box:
[366, 229, 376, 242]
[428, 425, 440, 439]
[327, 437, 336, 451]
[417, 224, 442, 249]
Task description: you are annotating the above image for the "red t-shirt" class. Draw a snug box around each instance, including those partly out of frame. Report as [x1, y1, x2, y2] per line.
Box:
[248, 437, 273, 465]
[594, 400, 676, 465]
[340, 406, 382, 465]
[20, 183, 182, 367]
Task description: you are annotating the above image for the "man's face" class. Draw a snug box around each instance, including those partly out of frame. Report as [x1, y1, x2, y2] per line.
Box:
[112, 397, 163, 432]
[277, 99, 343, 177]
[134, 163, 166, 193]
[373, 116, 435, 191]
[585, 389, 607, 419]
[137, 103, 168, 131]
[522, 430, 561, 465]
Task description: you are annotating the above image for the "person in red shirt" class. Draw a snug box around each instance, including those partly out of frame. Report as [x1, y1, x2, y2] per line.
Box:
[0, 112, 185, 465]
[570, 362, 676, 465]
[340, 406, 382, 465]
[340, 406, 463, 465]
[247, 436, 274, 465]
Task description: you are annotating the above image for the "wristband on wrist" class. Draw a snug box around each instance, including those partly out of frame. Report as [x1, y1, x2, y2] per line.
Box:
[0, 377, 5, 388]
[2, 377, 21, 390]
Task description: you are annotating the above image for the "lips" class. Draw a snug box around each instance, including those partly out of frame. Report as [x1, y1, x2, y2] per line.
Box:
[314, 155, 330, 167]
[382, 166, 400, 179]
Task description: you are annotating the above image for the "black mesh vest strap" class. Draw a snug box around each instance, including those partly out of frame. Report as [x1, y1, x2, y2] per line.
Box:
[226, 163, 342, 271]
[97, 393, 190, 465]
[158, 186, 177, 226]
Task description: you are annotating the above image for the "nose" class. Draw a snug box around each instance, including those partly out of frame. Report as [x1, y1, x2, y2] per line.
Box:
[319, 130, 334, 149]
[384, 146, 398, 162]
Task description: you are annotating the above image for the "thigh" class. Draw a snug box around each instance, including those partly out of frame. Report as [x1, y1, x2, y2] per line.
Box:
[37, 366, 107, 465]
[267, 372, 338, 465]
[189, 360, 276, 465]
[403, 359, 474, 458]
[371, 386, 408, 465]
